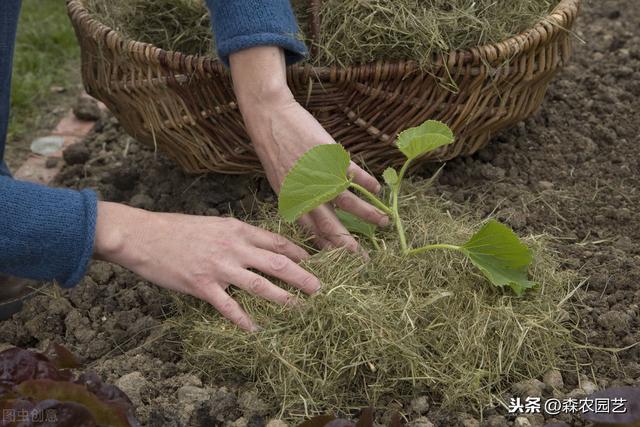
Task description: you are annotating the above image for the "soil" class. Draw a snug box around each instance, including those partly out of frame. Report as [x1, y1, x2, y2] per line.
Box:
[1, 0, 639, 426]
[4, 85, 82, 171]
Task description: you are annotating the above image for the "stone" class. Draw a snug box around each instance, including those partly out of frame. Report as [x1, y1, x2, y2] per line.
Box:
[514, 417, 531, 427]
[460, 416, 480, 427]
[265, 420, 288, 427]
[567, 388, 587, 399]
[410, 395, 430, 414]
[45, 157, 59, 169]
[63, 142, 90, 165]
[115, 371, 148, 407]
[581, 380, 598, 395]
[543, 369, 564, 391]
[230, 418, 249, 427]
[523, 414, 545, 427]
[483, 415, 508, 427]
[409, 417, 434, 427]
[512, 379, 546, 398]
[73, 96, 102, 121]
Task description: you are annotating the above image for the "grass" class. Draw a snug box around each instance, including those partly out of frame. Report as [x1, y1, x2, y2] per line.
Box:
[8, 0, 80, 149]
[172, 181, 582, 422]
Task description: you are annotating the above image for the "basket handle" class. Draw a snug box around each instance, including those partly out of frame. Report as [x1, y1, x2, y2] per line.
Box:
[307, 0, 322, 58]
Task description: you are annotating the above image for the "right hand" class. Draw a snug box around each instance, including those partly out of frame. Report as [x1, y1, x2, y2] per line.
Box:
[93, 201, 321, 331]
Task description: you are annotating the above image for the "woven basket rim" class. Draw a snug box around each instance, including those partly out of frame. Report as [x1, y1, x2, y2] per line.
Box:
[67, 0, 580, 78]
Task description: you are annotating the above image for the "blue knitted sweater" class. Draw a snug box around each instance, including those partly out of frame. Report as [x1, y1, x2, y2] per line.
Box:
[0, 0, 306, 287]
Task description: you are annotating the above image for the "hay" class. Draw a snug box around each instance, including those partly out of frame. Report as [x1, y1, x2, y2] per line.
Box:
[86, 0, 559, 69]
[171, 181, 581, 420]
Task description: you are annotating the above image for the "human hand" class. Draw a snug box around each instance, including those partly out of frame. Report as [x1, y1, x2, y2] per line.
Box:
[230, 47, 389, 252]
[94, 202, 321, 331]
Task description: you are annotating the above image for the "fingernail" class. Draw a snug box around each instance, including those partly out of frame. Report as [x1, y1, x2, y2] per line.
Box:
[379, 216, 390, 227]
[375, 183, 382, 193]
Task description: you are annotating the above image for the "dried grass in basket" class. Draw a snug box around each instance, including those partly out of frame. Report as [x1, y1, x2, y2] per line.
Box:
[66, 0, 581, 175]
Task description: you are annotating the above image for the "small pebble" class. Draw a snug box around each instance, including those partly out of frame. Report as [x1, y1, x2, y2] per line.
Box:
[45, 157, 59, 169]
[410, 395, 430, 414]
[543, 369, 564, 391]
[409, 417, 434, 427]
[63, 143, 90, 165]
[73, 96, 102, 121]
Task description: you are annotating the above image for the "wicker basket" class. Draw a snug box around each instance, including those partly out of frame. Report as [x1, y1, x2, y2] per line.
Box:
[67, 0, 581, 174]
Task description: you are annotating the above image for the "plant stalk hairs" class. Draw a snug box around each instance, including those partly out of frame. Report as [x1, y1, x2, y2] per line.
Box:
[278, 121, 535, 296]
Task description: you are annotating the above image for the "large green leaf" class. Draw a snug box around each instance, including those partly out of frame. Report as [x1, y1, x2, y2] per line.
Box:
[278, 145, 351, 222]
[396, 120, 454, 161]
[382, 167, 399, 187]
[335, 209, 377, 239]
[461, 220, 536, 296]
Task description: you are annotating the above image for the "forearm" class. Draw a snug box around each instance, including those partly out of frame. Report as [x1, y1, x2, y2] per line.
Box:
[0, 177, 97, 287]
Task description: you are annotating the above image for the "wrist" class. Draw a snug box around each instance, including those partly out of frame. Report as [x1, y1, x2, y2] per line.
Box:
[94, 201, 149, 267]
[229, 46, 294, 113]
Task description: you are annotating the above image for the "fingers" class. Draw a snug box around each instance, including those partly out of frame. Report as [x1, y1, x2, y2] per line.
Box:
[348, 162, 381, 193]
[333, 191, 389, 227]
[297, 215, 334, 250]
[244, 223, 309, 262]
[244, 248, 322, 295]
[309, 205, 360, 253]
[199, 284, 257, 332]
[229, 269, 300, 306]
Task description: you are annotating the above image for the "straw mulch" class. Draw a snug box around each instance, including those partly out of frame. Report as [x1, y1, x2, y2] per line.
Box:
[86, 0, 559, 68]
[172, 182, 581, 420]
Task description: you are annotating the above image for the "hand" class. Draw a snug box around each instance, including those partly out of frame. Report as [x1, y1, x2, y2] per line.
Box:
[230, 47, 389, 252]
[94, 202, 321, 331]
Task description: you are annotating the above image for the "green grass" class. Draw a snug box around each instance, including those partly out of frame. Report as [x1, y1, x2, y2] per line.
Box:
[9, 0, 80, 141]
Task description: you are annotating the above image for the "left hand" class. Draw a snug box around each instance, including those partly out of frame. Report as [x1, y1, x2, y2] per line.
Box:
[229, 47, 389, 252]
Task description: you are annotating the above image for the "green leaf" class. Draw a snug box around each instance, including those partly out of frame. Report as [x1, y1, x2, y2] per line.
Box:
[461, 220, 536, 296]
[335, 209, 377, 239]
[383, 167, 399, 186]
[396, 120, 454, 161]
[278, 145, 351, 222]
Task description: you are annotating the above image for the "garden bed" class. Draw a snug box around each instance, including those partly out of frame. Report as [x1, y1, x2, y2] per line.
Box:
[1, 0, 639, 425]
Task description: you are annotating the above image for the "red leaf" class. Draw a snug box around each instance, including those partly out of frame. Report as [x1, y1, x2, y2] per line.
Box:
[0, 349, 65, 392]
[45, 344, 81, 370]
[16, 379, 133, 427]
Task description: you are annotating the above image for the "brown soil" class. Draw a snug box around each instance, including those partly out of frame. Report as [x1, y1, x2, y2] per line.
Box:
[1, 0, 639, 426]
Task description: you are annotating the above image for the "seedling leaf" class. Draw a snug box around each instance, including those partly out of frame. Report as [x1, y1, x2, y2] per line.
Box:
[396, 120, 454, 161]
[461, 220, 536, 295]
[336, 209, 377, 239]
[382, 168, 399, 186]
[278, 145, 351, 222]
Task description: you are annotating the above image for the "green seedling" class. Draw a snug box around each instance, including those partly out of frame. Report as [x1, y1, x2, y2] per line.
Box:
[278, 120, 536, 295]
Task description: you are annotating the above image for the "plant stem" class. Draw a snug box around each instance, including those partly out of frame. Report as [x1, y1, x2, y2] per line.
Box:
[406, 243, 461, 256]
[394, 160, 412, 253]
[349, 183, 394, 216]
[392, 183, 408, 253]
[370, 237, 380, 251]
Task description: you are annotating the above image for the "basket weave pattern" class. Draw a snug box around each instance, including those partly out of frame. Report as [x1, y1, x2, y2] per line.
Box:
[67, 0, 581, 174]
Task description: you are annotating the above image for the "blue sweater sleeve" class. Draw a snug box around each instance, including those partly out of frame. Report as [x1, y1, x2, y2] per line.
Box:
[204, 0, 307, 66]
[0, 176, 98, 288]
